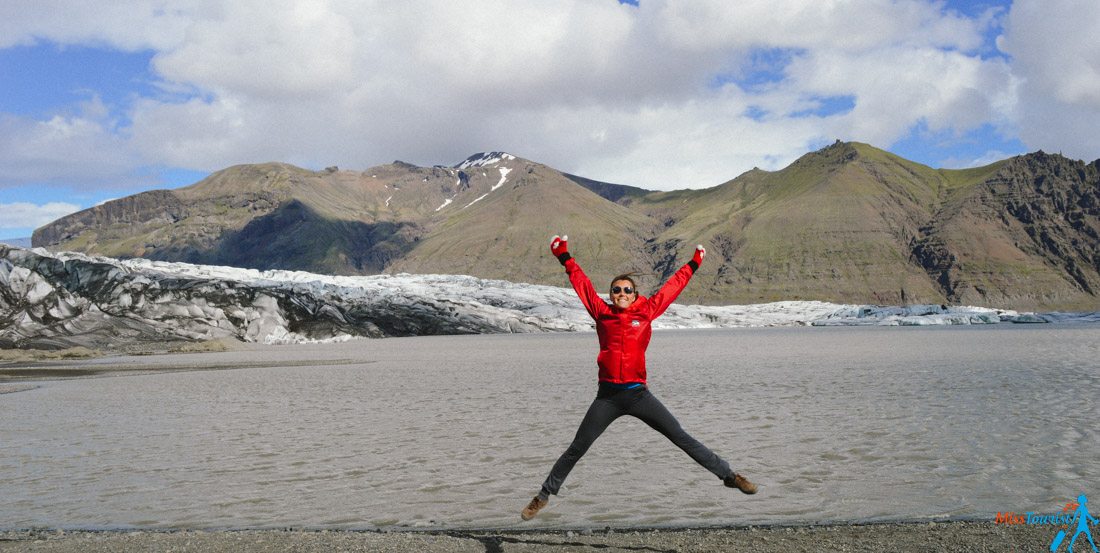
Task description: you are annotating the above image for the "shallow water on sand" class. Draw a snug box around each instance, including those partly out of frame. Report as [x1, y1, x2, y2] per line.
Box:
[2, 325, 1098, 530]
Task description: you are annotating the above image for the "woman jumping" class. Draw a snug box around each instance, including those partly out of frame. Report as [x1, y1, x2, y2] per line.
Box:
[520, 235, 757, 521]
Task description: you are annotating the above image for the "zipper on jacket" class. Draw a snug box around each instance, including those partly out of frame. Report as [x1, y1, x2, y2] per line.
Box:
[618, 312, 627, 382]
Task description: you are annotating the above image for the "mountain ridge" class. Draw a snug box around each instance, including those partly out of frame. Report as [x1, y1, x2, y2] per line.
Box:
[32, 142, 1100, 311]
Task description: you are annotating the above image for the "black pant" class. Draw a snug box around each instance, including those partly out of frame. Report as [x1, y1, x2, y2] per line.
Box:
[540, 384, 732, 496]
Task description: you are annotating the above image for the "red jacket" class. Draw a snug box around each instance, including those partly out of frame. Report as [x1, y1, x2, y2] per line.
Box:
[564, 258, 696, 384]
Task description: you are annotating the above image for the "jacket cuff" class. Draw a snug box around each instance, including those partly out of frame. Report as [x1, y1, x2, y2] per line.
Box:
[687, 260, 699, 274]
[557, 252, 572, 266]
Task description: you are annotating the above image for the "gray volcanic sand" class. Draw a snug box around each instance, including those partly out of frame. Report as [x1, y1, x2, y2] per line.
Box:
[0, 522, 1053, 552]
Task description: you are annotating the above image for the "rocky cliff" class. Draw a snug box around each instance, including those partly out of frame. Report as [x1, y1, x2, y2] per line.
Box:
[911, 152, 1100, 308]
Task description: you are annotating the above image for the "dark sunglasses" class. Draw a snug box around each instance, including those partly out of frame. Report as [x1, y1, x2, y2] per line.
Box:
[611, 286, 635, 295]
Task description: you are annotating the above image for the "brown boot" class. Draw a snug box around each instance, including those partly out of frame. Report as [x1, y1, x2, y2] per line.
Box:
[520, 496, 548, 520]
[724, 472, 758, 494]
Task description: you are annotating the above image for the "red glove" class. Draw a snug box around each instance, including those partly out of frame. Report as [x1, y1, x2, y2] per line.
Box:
[550, 235, 571, 265]
[689, 244, 705, 272]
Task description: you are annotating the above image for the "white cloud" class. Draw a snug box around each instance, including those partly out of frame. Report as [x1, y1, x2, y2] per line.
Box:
[126, 0, 1014, 187]
[0, 201, 81, 229]
[998, 0, 1100, 161]
[502, 93, 834, 189]
[0, 0, 201, 50]
[152, 1, 359, 100]
[6, 0, 1079, 191]
[786, 46, 1016, 145]
[0, 109, 143, 188]
[649, 0, 986, 53]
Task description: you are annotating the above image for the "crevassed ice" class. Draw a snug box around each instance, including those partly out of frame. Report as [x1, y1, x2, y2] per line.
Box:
[3, 246, 1091, 349]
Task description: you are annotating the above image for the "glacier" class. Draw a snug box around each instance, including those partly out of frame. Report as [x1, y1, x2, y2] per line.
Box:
[1, 245, 1096, 349]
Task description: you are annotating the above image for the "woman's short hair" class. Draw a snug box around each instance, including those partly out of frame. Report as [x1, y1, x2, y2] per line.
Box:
[609, 273, 639, 294]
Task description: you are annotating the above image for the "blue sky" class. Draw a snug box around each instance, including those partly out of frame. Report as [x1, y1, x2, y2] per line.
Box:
[2, 0, 1098, 239]
[0, 45, 155, 121]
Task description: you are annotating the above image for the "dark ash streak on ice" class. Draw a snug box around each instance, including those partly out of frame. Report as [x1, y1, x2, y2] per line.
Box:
[1, 246, 1095, 350]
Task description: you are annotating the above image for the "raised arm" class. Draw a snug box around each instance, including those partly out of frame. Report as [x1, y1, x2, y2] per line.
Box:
[551, 235, 609, 320]
[647, 244, 705, 319]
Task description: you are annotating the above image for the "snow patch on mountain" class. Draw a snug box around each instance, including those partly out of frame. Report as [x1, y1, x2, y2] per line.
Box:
[465, 167, 512, 209]
[435, 179, 466, 211]
[492, 167, 511, 191]
[464, 193, 489, 209]
[456, 152, 514, 169]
